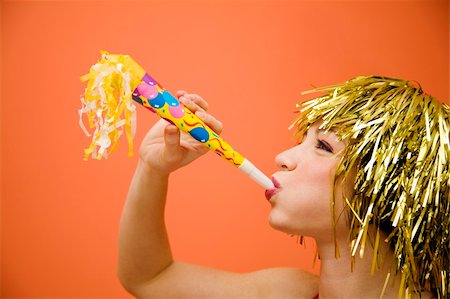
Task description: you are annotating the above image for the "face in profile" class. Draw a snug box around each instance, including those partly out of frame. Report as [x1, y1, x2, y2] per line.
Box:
[282, 76, 449, 296]
[267, 122, 354, 243]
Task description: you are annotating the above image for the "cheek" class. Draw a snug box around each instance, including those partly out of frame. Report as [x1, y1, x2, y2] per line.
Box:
[291, 158, 337, 207]
[268, 159, 337, 234]
[308, 158, 336, 181]
[296, 159, 335, 201]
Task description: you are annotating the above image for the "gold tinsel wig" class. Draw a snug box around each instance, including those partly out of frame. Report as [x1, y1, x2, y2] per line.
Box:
[291, 76, 449, 298]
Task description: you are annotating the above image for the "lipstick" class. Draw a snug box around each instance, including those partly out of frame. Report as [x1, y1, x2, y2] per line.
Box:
[265, 177, 281, 201]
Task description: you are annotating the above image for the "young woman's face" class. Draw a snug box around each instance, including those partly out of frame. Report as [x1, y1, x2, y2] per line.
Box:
[267, 122, 352, 242]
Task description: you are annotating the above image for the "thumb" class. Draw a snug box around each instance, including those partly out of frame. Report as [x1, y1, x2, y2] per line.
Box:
[163, 124, 183, 161]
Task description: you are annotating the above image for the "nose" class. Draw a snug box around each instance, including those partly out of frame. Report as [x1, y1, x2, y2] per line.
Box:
[275, 148, 297, 171]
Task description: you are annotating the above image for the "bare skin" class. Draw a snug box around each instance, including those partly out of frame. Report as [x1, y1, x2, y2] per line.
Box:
[118, 92, 433, 299]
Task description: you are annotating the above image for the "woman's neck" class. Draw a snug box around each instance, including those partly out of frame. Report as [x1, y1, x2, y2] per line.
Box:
[316, 237, 400, 298]
[315, 228, 434, 299]
[319, 244, 399, 299]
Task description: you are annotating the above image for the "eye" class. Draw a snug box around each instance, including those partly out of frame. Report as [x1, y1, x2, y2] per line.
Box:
[315, 139, 334, 153]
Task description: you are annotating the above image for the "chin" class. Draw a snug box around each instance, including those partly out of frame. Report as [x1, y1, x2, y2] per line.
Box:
[268, 210, 331, 239]
[268, 212, 299, 235]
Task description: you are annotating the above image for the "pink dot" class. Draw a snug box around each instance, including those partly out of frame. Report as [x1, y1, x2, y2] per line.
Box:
[137, 83, 159, 99]
[169, 105, 185, 118]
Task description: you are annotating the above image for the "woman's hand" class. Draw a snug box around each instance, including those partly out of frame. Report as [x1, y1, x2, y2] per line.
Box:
[139, 91, 223, 175]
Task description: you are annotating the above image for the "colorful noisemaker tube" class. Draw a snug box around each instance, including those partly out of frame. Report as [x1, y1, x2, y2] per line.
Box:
[80, 51, 274, 190]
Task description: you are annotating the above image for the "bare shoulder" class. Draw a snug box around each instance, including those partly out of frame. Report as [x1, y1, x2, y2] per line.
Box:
[243, 267, 319, 299]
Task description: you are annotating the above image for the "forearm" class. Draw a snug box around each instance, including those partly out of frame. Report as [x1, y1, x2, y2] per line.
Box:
[118, 161, 173, 290]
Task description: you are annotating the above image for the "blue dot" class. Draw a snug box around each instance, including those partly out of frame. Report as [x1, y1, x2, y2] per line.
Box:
[162, 91, 180, 106]
[148, 92, 166, 109]
[189, 127, 209, 143]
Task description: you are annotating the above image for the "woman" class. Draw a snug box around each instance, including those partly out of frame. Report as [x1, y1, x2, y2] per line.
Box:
[118, 76, 449, 298]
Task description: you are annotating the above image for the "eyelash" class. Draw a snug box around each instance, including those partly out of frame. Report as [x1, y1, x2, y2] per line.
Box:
[315, 139, 333, 153]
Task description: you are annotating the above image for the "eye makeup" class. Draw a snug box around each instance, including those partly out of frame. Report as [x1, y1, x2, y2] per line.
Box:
[315, 139, 334, 153]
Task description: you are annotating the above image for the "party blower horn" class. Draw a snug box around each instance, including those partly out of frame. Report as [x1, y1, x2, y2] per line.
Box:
[79, 51, 274, 190]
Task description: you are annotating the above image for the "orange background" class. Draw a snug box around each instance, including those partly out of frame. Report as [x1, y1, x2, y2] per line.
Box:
[1, 0, 448, 297]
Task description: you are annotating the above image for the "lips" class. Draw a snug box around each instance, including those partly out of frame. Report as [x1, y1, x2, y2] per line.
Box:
[265, 177, 281, 201]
